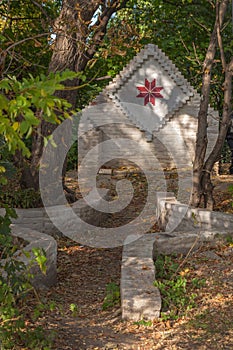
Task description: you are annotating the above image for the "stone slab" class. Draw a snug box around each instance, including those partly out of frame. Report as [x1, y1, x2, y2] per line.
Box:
[121, 234, 161, 321]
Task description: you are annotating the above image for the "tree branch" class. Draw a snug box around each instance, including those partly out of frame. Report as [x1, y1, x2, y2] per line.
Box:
[216, 1, 226, 70]
[4, 33, 50, 53]
[31, 0, 53, 21]
[86, 0, 129, 58]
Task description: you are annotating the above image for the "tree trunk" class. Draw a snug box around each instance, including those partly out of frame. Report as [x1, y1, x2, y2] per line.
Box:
[201, 57, 233, 209]
[25, 0, 129, 191]
[191, 0, 229, 208]
[48, 0, 129, 107]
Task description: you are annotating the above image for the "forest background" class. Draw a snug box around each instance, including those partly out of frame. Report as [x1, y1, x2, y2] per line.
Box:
[0, 0, 232, 208]
[0, 1, 233, 349]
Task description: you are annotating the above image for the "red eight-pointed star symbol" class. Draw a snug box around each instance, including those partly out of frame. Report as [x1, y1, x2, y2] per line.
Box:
[136, 78, 164, 106]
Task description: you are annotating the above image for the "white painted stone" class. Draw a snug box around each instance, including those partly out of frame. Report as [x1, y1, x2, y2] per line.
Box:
[77, 44, 219, 176]
[121, 234, 161, 321]
[9, 225, 57, 288]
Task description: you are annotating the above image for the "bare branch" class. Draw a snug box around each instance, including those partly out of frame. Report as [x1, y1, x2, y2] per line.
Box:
[191, 16, 211, 33]
[31, 0, 53, 21]
[216, 1, 226, 70]
[192, 42, 202, 65]
[87, 0, 129, 58]
[4, 33, 50, 53]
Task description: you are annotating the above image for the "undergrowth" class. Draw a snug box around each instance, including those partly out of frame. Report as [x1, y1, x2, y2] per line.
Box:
[0, 188, 42, 209]
[102, 282, 120, 310]
[154, 254, 206, 321]
[0, 206, 54, 349]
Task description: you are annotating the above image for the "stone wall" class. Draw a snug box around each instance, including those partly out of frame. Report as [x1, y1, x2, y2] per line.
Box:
[2, 225, 57, 288]
[156, 191, 233, 233]
[0, 189, 110, 288]
[78, 77, 219, 174]
[120, 192, 233, 321]
[78, 113, 218, 175]
[0, 188, 110, 238]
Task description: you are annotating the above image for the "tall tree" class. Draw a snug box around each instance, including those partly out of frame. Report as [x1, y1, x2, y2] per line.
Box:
[191, 0, 232, 209]
[48, 0, 129, 107]
[0, 0, 59, 77]
[33, 0, 129, 197]
[1, 1, 130, 190]
[30, 0, 130, 190]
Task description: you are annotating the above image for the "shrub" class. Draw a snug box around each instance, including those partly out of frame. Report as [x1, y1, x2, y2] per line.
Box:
[0, 206, 53, 349]
[0, 188, 42, 209]
[102, 282, 120, 310]
[154, 254, 206, 321]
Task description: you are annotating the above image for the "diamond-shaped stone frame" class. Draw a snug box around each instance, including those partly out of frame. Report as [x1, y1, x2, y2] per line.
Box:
[104, 44, 195, 132]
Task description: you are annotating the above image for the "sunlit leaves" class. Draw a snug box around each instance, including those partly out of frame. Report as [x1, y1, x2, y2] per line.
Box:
[0, 70, 78, 156]
[0, 0, 60, 76]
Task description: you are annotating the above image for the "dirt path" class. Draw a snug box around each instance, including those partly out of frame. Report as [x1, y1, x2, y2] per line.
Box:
[41, 236, 233, 350]
[44, 242, 151, 350]
[37, 170, 233, 350]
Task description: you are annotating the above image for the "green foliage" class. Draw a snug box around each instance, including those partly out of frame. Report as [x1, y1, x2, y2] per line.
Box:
[0, 0, 60, 77]
[228, 184, 233, 195]
[0, 208, 53, 349]
[0, 70, 78, 187]
[0, 71, 76, 156]
[107, 0, 232, 112]
[32, 248, 47, 275]
[225, 234, 233, 245]
[0, 49, 76, 348]
[221, 141, 232, 164]
[66, 141, 78, 171]
[154, 254, 179, 279]
[228, 185, 233, 209]
[102, 282, 120, 310]
[0, 188, 42, 209]
[0, 137, 16, 186]
[191, 277, 206, 289]
[154, 277, 197, 320]
[0, 161, 16, 186]
[154, 254, 206, 320]
[134, 319, 153, 327]
[69, 303, 79, 317]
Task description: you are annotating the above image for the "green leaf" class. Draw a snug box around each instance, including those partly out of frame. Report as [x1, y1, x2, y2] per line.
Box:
[32, 248, 47, 274]
[0, 176, 8, 185]
[16, 95, 29, 107]
[48, 135, 57, 148]
[20, 120, 30, 134]
[25, 126, 33, 139]
[0, 94, 9, 110]
[24, 109, 39, 125]
[23, 251, 31, 259]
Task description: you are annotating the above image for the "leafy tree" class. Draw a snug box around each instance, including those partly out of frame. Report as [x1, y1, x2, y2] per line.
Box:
[0, 0, 60, 77]
[1, 1, 130, 191]
[0, 71, 77, 188]
[191, 0, 232, 208]
[0, 0, 232, 206]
